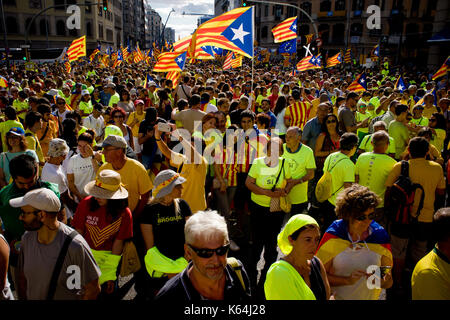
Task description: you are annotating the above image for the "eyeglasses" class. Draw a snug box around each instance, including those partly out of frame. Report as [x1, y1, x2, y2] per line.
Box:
[19, 209, 41, 218]
[355, 212, 377, 221]
[326, 120, 336, 124]
[188, 243, 230, 258]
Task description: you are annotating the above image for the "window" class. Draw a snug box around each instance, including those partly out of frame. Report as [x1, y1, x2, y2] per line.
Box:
[332, 24, 345, 43]
[320, 0, 331, 12]
[423, 24, 433, 40]
[39, 19, 50, 36]
[86, 1, 92, 13]
[335, 0, 346, 11]
[86, 22, 92, 37]
[262, 26, 268, 38]
[106, 29, 113, 41]
[319, 24, 330, 44]
[4, 0, 16, 6]
[25, 18, 36, 35]
[352, 0, 365, 11]
[264, 5, 268, 17]
[350, 23, 363, 36]
[29, 0, 41, 9]
[69, 28, 78, 37]
[300, 2, 312, 21]
[98, 24, 103, 39]
[6, 16, 18, 33]
[298, 25, 310, 36]
[425, 0, 437, 17]
[56, 20, 66, 36]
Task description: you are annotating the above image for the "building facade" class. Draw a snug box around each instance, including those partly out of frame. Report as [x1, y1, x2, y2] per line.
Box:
[122, 0, 145, 48]
[218, 0, 449, 68]
[163, 27, 175, 44]
[144, 2, 161, 49]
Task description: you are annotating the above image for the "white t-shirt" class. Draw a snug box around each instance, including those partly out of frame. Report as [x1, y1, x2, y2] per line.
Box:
[205, 103, 218, 113]
[82, 115, 105, 138]
[41, 163, 72, 218]
[67, 154, 96, 200]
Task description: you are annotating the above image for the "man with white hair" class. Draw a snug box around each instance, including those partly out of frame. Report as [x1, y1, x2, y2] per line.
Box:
[155, 210, 251, 301]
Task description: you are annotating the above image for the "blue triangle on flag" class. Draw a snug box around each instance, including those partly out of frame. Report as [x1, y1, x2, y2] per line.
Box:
[221, 7, 254, 57]
[201, 46, 216, 57]
[175, 52, 187, 70]
[289, 17, 298, 33]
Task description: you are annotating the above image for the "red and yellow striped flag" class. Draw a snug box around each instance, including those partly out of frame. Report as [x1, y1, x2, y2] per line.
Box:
[432, 56, 450, 80]
[121, 46, 129, 62]
[271, 17, 297, 43]
[64, 61, 71, 73]
[173, 35, 191, 53]
[297, 55, 320, 71]
[153, 51, 187, 72]
[134, 44, 145, 63]
[167, 71, 181, 88]
[67, 35, 86, 62]
[326, 52, 342, 68]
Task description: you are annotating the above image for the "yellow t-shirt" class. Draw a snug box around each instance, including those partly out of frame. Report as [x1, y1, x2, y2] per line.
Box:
[25, 129, 44, 164]
[308, 98, 320, 121]
[108, 93, 120, 107]
[79, 100, 93, 118]
[358, 134, 396, 155]
[385, 159, 446, 223]
[411, 247, 450, 300]
[126, 111, 146, 137]
[0, 120, 24, 152]
[248, 157, 292, 207]
[430, 128, 446, 153]
[12, 99, 29, 121]
[356, 112, 371, 134]
[282, 144, 316, 205]
[323, 152, 355, 206]
[170, 153, 208, 214]
[355, 152, 397, 207]
[422, 105, 438, 120]
[98, 159, 153, 212]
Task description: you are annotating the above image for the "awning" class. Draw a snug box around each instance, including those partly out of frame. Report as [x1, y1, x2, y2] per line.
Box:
[428, 26, 450, 43]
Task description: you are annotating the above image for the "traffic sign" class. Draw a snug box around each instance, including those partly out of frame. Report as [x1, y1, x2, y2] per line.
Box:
[316, 38, 323, 47]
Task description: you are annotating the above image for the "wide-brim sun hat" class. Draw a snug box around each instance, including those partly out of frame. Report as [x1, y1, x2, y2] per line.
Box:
[84, 169, 128, 200]
[152, 169, 186, 199]
[277, 214, 319, 256]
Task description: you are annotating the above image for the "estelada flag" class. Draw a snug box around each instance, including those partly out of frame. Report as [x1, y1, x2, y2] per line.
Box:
[166, 71, 181, 88]
[316, 219, 392, 266]
[297, 55, 321, 71]
[347, 72, 367, 92]
[271, 16, 297, 43]
[67, 35, 86, 62]
[395, 75, 406, 92]
[153, 51, 187, 72]
[431, 56, 450, 80]
[326, 52, 342, 68]
[189, 6, 254, 59]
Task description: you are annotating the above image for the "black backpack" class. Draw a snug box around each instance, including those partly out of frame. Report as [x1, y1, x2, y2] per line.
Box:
[385, 161, 425, 225]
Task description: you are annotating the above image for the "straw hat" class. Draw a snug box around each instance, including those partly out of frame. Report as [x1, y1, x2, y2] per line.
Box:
[84, 170, 128, 199]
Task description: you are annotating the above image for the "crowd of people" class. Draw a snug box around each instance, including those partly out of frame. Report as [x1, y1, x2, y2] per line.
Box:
[0, 57, 449, 301]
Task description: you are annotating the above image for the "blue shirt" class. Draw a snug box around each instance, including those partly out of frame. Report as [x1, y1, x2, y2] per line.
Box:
[266, 111, 277, 129]
[99, 91, 111, 106]
[302, 117, 322, 151]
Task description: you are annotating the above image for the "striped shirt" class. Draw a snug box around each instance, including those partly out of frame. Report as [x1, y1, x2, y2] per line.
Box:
[284, 101, 312, 129]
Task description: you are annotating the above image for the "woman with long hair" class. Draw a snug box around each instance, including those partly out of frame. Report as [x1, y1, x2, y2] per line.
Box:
[72, 170, 133, 300]
[134, 169, 191, 300]
[117, 88, 135, 116]
[156, 89, 173, 121]
[314, 114, 342, 173]
[274, 95, 288, 141]
[0, 127, 38, 187]
[111, 107, 134, 150]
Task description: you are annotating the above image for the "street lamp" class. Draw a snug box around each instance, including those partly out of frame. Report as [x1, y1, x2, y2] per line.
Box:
[160, 8, 175, 48]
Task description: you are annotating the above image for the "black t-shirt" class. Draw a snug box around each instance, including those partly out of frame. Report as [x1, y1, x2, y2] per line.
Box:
[138, 118, 167, 155]
[138, 199, 191, 260]
[230, 109, 243, 126]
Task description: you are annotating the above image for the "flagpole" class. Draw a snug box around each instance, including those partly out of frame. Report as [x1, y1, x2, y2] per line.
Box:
[251, 6, 255, 96]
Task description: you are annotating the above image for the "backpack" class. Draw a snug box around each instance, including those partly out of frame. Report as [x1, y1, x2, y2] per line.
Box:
[227, 257, 246, 292]
[385, 161, 425, 225]
[315, 154, 346, 203]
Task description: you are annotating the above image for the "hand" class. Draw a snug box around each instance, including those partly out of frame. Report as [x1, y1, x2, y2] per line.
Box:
[347, 270, 367, 285]
[105, 280, 115, 294]
[271, 189, 283, 198]
[220, 181, 227, 193]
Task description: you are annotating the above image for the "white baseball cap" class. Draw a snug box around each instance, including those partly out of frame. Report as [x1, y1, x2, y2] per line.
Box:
[9, 188, 61, 213]
[81, 89, 90, 96]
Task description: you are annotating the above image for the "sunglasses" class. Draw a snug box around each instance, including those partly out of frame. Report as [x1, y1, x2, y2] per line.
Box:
[188, 243, 230, 258]
[355, 212, 377, 221]
[326, 120, 336, 124]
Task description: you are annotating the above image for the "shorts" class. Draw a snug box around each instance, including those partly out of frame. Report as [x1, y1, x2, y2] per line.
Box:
[390, 222, 433, 261]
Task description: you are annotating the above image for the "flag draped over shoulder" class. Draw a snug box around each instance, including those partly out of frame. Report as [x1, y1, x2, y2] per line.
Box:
[271, 16, 297, 43]
[431, 56, 450, 80]
[153, 51, 187, 72]
[347, 72, 367, 92]
[395, 75, 406, 92]
[326, 52, 342, 68]
[67, 35, 86, 62]
[189, 6, 254, 59]
[316, 220, 392, 266]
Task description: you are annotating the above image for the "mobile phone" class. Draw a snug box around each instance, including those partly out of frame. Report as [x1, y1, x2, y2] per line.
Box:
[157, 122, 171, 133]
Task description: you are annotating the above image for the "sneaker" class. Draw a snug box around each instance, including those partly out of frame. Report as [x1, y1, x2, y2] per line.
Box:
[230, 240, 240, 251]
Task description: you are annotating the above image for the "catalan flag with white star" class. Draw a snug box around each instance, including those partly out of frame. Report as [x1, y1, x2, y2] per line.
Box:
[297, 55, 321, 71]
[347, 72, 367, 92]
[395, 75, 406, 92]
[371, 44, 379, 61]
[189, 6, 254, 59]
[66, 35, 86, 62]
[326, 52, 342, 68]
[271, 16, 297, 43]
[431, 56, 450, 80]
[153, 51, 187, 72]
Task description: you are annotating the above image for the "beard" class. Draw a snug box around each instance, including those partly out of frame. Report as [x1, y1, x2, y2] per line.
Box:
[22, 219, 43, 231]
